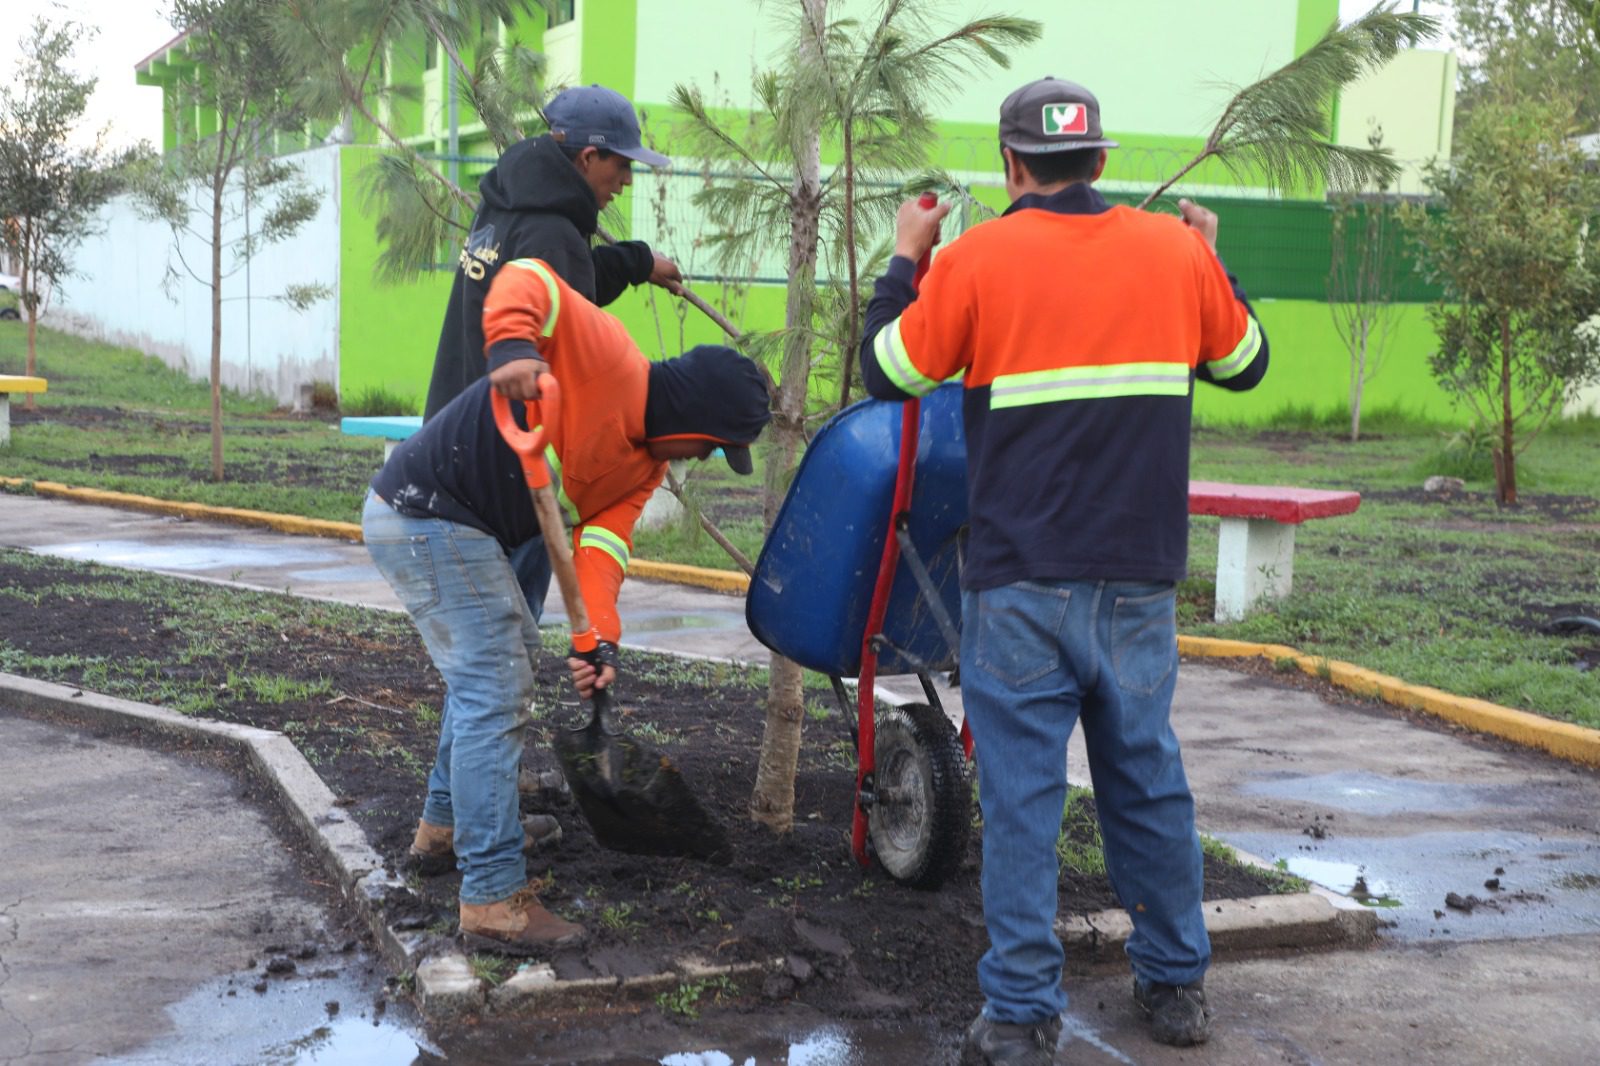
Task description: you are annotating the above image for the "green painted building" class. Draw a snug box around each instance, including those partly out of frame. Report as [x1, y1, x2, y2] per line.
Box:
[133, 0, 1460, 424]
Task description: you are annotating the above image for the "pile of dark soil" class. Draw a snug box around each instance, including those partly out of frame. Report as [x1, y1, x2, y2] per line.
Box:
[0, 551, 1285, 1026]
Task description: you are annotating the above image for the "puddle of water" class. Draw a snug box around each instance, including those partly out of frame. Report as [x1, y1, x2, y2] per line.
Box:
[105, 961, 430, 1065]
[1222, 829, 1600, 941]
[1240, 770, 1487, 816]
[44, 539, 343, 573]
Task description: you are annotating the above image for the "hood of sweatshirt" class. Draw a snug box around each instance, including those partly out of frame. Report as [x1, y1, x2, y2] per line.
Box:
[477, 134, 599, 236]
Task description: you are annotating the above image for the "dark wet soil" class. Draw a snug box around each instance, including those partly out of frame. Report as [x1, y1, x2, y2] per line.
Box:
[0, 551, 1283, 1029]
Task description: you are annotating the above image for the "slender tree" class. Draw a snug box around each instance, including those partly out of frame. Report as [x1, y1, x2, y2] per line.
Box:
[133, 0, 328, 482]
[1327, 126, 1404, 442]
[0, 19, 115, 410]
[1407, 81, 1600, 505]
[670, 1, 1041, 833]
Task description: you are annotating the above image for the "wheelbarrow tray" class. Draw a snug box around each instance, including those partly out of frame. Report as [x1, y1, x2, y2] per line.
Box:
[746, 382, 967, 677]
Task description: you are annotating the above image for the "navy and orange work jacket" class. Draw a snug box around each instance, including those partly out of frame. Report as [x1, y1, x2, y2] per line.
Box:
[373, 259, 662, 642]
[859, 183, 1268, 590]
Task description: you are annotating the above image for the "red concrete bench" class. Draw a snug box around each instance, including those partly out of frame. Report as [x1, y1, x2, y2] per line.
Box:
[1188, 481, 1362, 621]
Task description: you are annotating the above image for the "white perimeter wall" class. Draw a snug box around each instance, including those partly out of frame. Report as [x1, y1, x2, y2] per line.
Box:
[46, 146, 342, 406]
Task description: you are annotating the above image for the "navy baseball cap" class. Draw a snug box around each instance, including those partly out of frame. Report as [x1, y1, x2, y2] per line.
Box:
[545, 84, 670, 167]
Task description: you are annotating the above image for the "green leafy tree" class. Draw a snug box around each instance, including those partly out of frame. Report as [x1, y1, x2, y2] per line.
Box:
[0, 18, 116, 410]
[1454, 0, 1600, 133]
[1408, 83, 1600, 505]
[133, 0, 328, 482]
[1326, 126, 1403, 442]
[670, 0, 1041, 833]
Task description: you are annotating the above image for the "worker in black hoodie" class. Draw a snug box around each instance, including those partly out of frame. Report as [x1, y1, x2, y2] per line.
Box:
[422, 83, 683, 627]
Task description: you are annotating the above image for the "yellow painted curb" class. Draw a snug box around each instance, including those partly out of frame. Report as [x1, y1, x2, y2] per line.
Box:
[0, 477, 362, 541]
[1177, 635, 1600, 768]
[629, 559, 750, 594]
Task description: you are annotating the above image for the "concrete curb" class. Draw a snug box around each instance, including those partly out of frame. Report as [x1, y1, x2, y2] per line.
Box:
[1179, 636, 1600, 768]
[0, 669, 1376, 1022]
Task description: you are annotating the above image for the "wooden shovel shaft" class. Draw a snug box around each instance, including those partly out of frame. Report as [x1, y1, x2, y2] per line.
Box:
[528, 480, 594, 647]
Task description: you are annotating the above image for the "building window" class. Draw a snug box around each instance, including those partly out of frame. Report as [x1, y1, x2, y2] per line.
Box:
[550, 1, 575, 27]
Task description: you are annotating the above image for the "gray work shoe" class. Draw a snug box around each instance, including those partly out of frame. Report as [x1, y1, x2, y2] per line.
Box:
[960, 1012, 1061, 1065]
[1134, 977, 1212, 1046]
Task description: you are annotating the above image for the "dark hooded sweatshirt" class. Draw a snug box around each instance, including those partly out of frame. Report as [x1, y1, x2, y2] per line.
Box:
[421, 135, 655, 419]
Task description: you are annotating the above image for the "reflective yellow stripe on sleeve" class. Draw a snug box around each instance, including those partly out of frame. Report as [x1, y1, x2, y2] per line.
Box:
[505, 259, 561, 337]
[873, 316, 940, 398]
[1205, 316, 1263, 381]
[578, 526, 630, 572]
[988, 362, 1192, 410]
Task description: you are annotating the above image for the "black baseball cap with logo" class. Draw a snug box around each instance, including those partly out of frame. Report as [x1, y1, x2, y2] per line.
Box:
[545, 84, 671, 167]
[999, 77, 1119, 154]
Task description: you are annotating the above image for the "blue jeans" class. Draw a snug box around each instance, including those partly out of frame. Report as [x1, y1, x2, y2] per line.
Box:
[508, 535, 552, 624]
[362, 492, 536, 905]
[961, 579, 1209, 1024]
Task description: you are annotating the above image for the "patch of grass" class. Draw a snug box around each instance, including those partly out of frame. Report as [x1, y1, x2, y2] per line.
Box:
[1200, 836, 1309, 895]
[342, 385, 419, 417]
[1055, 786, 1105, 877]
[598, 902, 640, 934]
[468, 954, 511, 986]
[654, 975, 736, 1020]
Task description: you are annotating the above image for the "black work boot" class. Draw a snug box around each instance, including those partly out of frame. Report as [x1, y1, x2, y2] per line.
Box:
[959, 1012, 1061, 1065]
[1134, 977, 1212, 1046]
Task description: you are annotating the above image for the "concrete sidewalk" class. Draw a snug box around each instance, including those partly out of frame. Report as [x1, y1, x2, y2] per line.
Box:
[5, 491, 1600, 1063]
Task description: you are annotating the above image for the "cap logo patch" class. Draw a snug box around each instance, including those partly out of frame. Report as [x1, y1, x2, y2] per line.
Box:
[1043, 103, 1088, 136]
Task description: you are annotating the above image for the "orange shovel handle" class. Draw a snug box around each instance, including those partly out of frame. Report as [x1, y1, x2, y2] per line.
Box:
[490, 374, 560, 488]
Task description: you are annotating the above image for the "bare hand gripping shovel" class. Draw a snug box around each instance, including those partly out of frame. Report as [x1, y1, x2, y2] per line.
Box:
[492, 377, 730, 863]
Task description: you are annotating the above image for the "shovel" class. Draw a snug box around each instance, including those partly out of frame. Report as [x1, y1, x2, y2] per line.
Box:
[491, 377, 730, 864]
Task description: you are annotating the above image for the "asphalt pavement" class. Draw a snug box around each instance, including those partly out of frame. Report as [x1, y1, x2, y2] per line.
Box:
[3, 490, 1600, 1064]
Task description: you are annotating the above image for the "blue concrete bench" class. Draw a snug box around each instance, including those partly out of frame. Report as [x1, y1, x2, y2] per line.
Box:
[340, 415, 422, 461]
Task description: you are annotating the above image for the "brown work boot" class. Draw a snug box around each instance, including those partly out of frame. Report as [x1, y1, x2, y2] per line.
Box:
[460, 885, 585, 956]
[406, 820, 456, 877]
[405, 817, 563, 877]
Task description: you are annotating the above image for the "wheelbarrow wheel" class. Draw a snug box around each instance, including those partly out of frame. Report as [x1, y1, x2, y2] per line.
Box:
[869, 702, 971, 889]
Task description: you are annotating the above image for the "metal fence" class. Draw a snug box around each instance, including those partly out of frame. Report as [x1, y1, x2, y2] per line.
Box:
[437, 137, 1440, 303]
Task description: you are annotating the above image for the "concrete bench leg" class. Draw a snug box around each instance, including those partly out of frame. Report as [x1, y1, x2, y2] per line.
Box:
[0, 393, 10, 447]
[1214, 517, 1295, 622]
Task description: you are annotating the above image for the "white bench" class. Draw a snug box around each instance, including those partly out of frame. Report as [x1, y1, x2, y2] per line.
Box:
[340, 415, 422, 461]
[0, 374, 47, 447]
[1188, 481, 1362, 622]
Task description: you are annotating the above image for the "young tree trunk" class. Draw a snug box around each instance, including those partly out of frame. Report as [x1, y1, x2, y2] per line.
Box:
[750, 0, 827, 835]
[210, 178, 226, 483]
[1351, 319, 1368, 443]
[838, 120, 858, 411]
[1497, 314, 1517, 505]
[22, 231, 37, 412]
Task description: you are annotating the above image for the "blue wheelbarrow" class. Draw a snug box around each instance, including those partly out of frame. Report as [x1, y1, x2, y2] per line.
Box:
[746, 378, 975, 889]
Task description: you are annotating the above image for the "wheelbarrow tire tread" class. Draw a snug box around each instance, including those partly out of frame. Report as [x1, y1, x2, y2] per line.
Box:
[869, 702, 971, 890]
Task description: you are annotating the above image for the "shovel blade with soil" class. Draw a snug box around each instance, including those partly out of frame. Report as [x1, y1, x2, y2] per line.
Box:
[554, 691, 730, 863]
[492, 380, 729, 864]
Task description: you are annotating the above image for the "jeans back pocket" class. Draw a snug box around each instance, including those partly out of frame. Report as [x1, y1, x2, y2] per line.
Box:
[1110, 584, 1177, 697]
[973, 582, 1071, 688]
[367, 534, 441, 615]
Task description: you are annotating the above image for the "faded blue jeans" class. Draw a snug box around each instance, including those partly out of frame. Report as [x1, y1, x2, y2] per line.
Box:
[961, 579, 1209, 1024]
[362, 491, 535, 905]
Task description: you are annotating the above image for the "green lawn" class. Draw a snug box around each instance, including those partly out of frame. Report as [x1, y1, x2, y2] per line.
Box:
[4, 325, 1598, 725]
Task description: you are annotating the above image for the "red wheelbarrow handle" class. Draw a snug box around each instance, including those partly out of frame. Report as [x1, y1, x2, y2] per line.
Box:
[490, 377, 599, 656]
